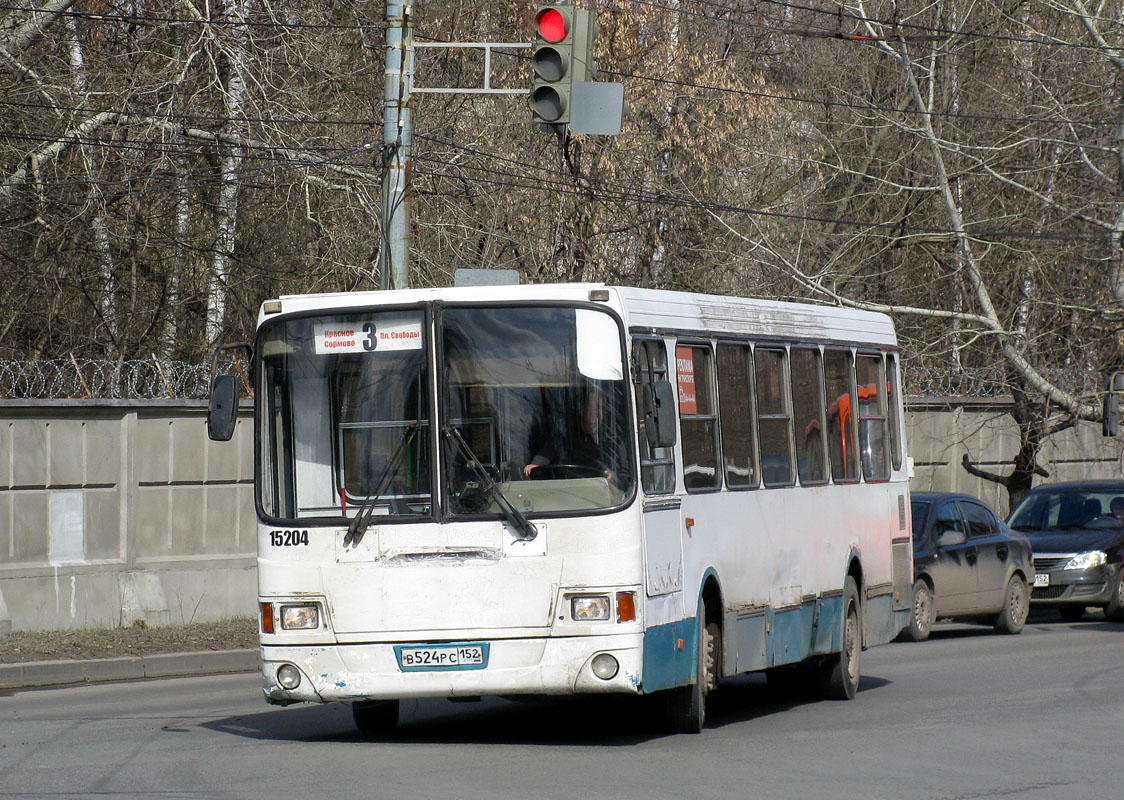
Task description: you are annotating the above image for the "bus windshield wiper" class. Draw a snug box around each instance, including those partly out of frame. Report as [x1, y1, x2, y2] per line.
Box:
[443, 425, 538, 542]
[345, 423, 420, 546]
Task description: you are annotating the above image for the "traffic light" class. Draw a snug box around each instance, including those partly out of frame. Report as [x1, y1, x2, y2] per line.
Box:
[531, 5, 596, 126]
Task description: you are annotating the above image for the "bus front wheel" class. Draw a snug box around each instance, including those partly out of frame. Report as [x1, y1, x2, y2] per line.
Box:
[818, 576, 861, 700]
[666, 614, 719, 733]
[352, 699, 399, 735]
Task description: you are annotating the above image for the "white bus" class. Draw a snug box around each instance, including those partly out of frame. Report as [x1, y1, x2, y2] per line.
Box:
[208, 283, 912, 733]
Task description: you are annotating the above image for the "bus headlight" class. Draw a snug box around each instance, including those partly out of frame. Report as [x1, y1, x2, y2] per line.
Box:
[280, 604, 320, 630]
[277, 663, 302, 690]
[571, 595, 610, 621]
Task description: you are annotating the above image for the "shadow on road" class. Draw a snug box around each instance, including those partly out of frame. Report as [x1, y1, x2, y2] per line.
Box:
[1027, 607, 1124, 630]
[924, 624, 1003, 641]
[203, 693, 671, 746]
[703, 671, 892, 731]
[893, 608, 1124, 643]
[202, 669, 894, 744]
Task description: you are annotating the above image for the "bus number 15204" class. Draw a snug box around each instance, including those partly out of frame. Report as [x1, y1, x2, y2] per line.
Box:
[269, 529, 309, 547]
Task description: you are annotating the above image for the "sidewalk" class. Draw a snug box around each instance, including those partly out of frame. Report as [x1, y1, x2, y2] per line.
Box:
[0, 649, 258, 690]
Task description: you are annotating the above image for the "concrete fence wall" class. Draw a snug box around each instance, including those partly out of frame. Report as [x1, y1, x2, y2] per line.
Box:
[906, 397, 1124, 516]
[0, 400, 256, 634]
[2, 398, 1122, 633]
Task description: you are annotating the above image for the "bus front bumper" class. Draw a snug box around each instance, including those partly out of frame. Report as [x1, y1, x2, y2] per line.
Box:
[261, 633, 645, 705]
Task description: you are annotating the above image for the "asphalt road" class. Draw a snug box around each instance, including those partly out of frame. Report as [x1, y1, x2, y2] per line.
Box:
[2, 612, 1121, 800]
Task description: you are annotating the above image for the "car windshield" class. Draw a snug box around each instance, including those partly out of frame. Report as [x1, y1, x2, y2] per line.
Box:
[1008, 488, 1124, 530]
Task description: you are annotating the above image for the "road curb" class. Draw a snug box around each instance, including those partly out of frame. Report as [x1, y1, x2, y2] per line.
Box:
[0, 649, 259, 689]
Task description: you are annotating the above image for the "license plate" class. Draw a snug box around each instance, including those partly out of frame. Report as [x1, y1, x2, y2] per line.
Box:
[1034, 573, 1049, 587]
[395, 642, 489, 671]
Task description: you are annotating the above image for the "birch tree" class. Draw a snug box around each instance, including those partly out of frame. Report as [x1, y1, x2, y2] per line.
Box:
[714, 0, 1124, 506]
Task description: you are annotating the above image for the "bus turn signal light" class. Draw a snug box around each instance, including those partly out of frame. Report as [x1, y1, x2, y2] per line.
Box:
[616, 591, 636, 622]
[260, 602, 275, 634]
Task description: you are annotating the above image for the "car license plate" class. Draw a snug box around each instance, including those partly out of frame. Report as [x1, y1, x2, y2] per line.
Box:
[1034, 573, 1049, 587]
[395, 642, 489, 671]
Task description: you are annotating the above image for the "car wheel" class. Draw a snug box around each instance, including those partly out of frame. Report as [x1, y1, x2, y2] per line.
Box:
[1058, 605, 1086, 622]
[352, 699, 399, 734]
[817, 576, 861, 700]
[903, 579, 934, 642]
[993, 574, 1029, 634]
[1103, 570, 1124, 622]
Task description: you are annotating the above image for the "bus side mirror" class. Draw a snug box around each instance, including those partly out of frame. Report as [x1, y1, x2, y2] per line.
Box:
[642, 380, 677, 449]
[208, 374, 240, 441]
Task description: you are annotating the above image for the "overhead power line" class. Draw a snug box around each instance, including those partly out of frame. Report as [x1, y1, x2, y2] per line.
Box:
[599, 66, 1116, 128]
[0, 3, 383, 31]
[658, 0, 1123, 53]
[1, 80, 1114, 132]
[413, 135, 1109, 245]
[5, 0, 1115, 52]
[2, 122, 1113, 247]
[0, 99, 382, 128]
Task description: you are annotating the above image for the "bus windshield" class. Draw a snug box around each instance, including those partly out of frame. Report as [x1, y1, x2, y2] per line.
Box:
[441, 305, 633, 517]
[257, 303, 633, 522]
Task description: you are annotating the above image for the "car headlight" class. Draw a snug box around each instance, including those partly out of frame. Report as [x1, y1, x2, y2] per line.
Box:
[280, 604, 320, 630]
[1062, 551, 1107, 570]
[571, 595, 610, 621]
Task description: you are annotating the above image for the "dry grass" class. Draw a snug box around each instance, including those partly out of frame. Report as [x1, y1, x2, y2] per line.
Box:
[0, 618, 258, 664]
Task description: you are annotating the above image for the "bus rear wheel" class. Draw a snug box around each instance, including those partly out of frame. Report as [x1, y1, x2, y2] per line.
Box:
[818, 576, 861, 700]
[352, 699, 399, 734]
[666, 615, 719, 733]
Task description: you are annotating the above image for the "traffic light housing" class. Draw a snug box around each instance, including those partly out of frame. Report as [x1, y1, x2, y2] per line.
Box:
[531, 5, 596, 125]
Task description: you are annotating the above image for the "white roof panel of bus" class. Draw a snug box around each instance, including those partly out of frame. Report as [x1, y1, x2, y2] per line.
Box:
[260, 284, 897, 348]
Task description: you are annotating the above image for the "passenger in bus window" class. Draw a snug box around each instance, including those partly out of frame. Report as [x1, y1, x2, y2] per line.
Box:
[523, 387, 629, 486]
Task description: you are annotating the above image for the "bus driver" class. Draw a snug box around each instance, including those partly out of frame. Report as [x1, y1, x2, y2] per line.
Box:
[523, 387, 627, 486]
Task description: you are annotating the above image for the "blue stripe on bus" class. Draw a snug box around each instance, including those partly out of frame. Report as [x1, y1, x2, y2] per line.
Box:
[865, 593, 909, 646]
[810, 596, 843, 656]
[641, 616, 697, 693]
[644, 592, 905, 689]
[727, 610, 767, 673]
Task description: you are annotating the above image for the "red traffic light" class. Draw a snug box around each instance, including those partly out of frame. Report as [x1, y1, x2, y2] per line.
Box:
[535, 7, 567, 43]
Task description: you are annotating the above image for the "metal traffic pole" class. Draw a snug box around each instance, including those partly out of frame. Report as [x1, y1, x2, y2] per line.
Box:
[381, 0, 413, 290]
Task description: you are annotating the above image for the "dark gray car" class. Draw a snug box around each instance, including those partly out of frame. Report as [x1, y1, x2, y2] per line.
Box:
[1006, 480, 1124, 621]
[903, 492, 1035, 641]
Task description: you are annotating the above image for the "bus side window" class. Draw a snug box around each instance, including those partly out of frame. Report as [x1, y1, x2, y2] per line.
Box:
[857, 353, 890, 481]
[791, 348, 827, 486]
[755, 347, 794, 487]
[886, 353, 904, 471]
[824, 349, 859, 483]
[677, 344, 720, 491]
[633, 339, 676, 494]
[717, 343, 758, 489]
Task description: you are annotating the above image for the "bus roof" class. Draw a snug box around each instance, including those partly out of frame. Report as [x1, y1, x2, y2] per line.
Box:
[262, 283, 897, 347]
[614, 286, 897, 348]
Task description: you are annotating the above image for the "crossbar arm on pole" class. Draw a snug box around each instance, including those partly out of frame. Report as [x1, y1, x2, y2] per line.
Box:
[412, 42, 531, 95]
